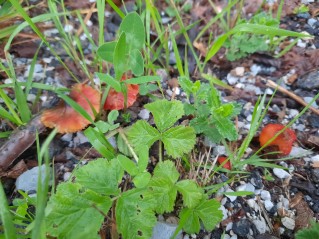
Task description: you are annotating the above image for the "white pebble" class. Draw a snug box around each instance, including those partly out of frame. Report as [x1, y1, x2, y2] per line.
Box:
[281, 217, 295, 230]
[264, 199, 274, 211]
[64, 24, 74, 33]
[261, 190, 271, 200]
[273, 168, 290, 179]
[63, 172, 72, 181]
[138, 109, 150, 120]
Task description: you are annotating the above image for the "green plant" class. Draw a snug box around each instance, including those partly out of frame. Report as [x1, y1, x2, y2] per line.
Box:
[179, 76, 240, 143]
[45, 156, 222, 238]
[296, 221, 319, 239]
[224, 12, 280, 61]
[127, 99, 196, 159]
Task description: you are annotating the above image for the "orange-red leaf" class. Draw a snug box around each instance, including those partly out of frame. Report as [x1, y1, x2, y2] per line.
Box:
[259, 124, 297, 155]
[103, 76, 139, 110]
[41, 84, 100, 133]
[217, 156, 232, 170]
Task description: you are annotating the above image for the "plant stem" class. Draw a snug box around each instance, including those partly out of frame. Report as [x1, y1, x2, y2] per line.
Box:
[118, 128, 139, 163]
[159, 141, 163, 162]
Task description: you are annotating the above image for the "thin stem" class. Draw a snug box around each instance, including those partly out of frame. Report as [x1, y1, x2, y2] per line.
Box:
[158, 141, 163, 162]
[118, 128, 139, 163]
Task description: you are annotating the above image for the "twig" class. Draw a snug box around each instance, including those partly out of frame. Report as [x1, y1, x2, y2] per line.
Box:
[0, 114, 46, 173]
[76, 2, 96, 37]
[266, 80, 319, 115]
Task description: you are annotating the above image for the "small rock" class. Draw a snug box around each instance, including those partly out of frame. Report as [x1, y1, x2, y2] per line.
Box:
[232, 219, 251, 237]
[108, 136, 117, 149]
[151, 221, 182, 239]
[231, 67, 245, 77]
[273, 168, 290, 179]
[220, 205, 228, 220]
[138, 109, 150, 120]
[289, 147, 311, 157]
[264, 200, 274, 211]
[236, 183, 255, 193]
[311, 155, 319, 162]
[61, 133, 73, 142]
[307, 18, 317, 28]
[247, 199, 260, 212]
[74, 132, 88, 145]
[250, 171, 263, 189]
[250, 64, 262, 76]
[253, 218, 268, 234]
[304, 96, 318, 108]
[297, 70, 319, 90]
[261, 190, 271, 200]
[64, 24, 74, 33]
[281, 217, 295, 230]
[227, 73, 239, 85]
[63, 172, 72, 181]
[16, 165, 49, 193]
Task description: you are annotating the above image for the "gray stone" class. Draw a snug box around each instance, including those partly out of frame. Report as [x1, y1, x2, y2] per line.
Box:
[264, 200, 274, 211]
[281, 217, 295, 230]
[16, 165, 49, 193]
[253, 218, 268, 234]
[297, 70, 319, 90]
[273, 168, 290, 179]
[260, 190, 271, 201]
[138, 109, 150, 120]
[151, 221, 182, 239]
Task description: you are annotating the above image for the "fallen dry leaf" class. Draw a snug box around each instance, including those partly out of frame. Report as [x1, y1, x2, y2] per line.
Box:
[41, 84, 100, 133]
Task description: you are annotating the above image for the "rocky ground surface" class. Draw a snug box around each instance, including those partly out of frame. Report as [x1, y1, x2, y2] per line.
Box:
[1, 0, 319, 239]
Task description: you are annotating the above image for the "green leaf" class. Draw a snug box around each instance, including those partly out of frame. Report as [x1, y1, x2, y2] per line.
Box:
[296, 221, 319, 239]
[224, 191, 254, 196]
[119, 12, 145, 51]
[129, 49, 144, 76]
[126, 120, 160, 153]
[97, 41, 117, 62]
[114, 32, 129, 79]
[176, 180, 203, 208]
[95, 120, 111, 133]
[137, 147, 149, 172]
[108, 110, 119, 124]
[46, 183, 112, 239]
[84, 127, 116, 159]
[116, 188, 156, 239]
[125, 76, 160, 85]
[133, 172, 151, 188]
[211, 115, 238, 141]
[179, 76, 193, 97]
[153, 160, 180, 183]
[117, 155, 139, 176]
[179, 199, 223, 234]
[147, 161, 179, 213]
[74, 158, 123, 196]
[162, 125, 196, 158]
[148, 177, 177, 214]
[96, 73, 121, 92]
[145, 99, 184, 132]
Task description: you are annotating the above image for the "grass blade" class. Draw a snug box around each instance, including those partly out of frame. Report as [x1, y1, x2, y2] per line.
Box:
[0, 181, 17, 239]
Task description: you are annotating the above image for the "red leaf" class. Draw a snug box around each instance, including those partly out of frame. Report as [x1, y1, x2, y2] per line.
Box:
[41, 84, 100, 133]
[103, 75, 139, 110]
[217, 156, 232, 170]
[259, 124, 297, 155]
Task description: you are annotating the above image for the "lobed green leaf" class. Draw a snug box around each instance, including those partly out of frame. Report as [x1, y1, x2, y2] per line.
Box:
[74, 158, 123, 196]
[46, 183, 112, 239]
[162, 126, 196, 158]
[145, 99, 184, 132]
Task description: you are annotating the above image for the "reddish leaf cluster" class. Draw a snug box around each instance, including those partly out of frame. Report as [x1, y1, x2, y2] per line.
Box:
[41, 77, 140, 133]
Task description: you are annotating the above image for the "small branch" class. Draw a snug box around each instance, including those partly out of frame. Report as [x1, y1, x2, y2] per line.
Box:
[266, 80, 319, 115]
[0, 114, 46, 173]
[158, 141, 163, 162]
